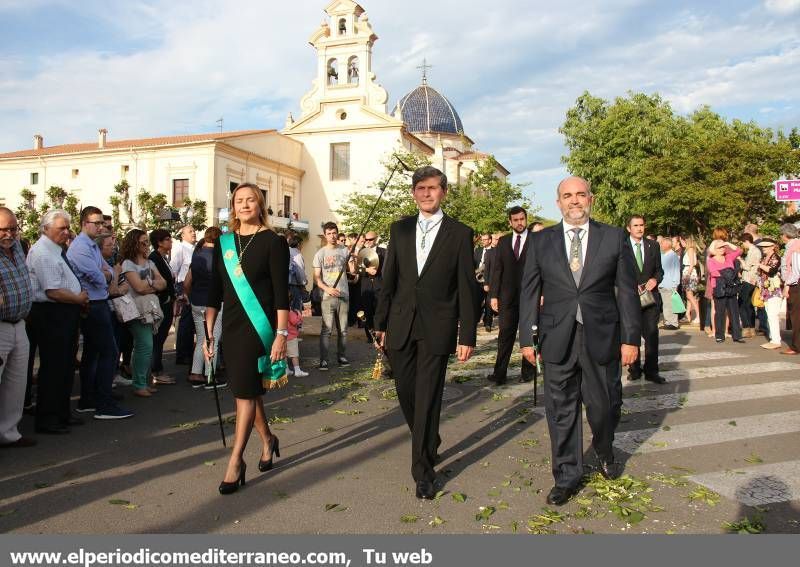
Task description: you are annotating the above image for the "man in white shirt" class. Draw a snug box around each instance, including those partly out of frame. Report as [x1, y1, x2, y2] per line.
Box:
[170, 225, 196, 364]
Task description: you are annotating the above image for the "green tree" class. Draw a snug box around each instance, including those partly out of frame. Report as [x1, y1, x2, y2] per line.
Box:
[178, 197, 209, 232]
[15, 185, 81, 241]
[335, 150, 428, 240]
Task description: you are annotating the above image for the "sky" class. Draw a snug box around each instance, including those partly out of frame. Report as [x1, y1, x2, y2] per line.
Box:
[1, 0, 799, 220]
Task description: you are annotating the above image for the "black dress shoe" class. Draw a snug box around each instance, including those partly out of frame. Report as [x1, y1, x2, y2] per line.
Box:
[645, 375, 667, 384]
[415, 479, 435, 500]
[487, 374, 506, 385]
[733, 338, 746, 343]
[519, 373, 534, 383]
[627, 373, 642, 381]
[35, 424, 70, 435]
[61, 416, 85, 426]
[598, 460, 623, 480]
[546, 485, 577, 506]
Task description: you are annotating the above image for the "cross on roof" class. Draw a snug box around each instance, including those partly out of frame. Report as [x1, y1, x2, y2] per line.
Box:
[416, 58, 433, 84]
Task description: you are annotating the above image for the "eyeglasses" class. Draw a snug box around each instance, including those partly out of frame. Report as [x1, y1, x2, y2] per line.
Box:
[0, 226, 20, 234]
[86, 221, 105, 227]
[364, 238, 375, 242]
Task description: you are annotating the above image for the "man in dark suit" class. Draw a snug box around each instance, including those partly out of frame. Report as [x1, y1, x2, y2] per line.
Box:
[487, 206, 536, 385]
[474, 233, 494, 331]
[519, 177, 640, 506]
[626, 215, 665, 383]
[375, 166, 479, 500]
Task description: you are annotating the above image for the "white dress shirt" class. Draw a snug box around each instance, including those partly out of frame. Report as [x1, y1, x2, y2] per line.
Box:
[511, 229, 529, 257]
[27, 235, 81, 303]
[170, 240, 194, 283]
[562, 220, 590, 265]
[416, 208, 444, 275]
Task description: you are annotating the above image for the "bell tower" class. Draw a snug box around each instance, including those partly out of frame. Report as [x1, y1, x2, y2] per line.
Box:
[293, 0, 389, 120]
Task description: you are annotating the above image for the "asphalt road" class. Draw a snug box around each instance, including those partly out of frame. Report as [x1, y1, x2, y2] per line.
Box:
[1, 322, 798, 534]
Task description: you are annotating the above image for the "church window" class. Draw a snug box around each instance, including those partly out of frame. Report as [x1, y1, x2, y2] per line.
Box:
[283, 195, 292, 217]
[172, 178, 189, 206]
[338, 18, 346, 35]
[347, 56, 359, 84]
[327, 58, 338, 86]
[330, 143, 350, 181]
[30, 172, 39, 185]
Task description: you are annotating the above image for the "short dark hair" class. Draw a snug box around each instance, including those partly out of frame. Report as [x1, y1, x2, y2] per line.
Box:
[288, 234, 302, 248]
[347, 232, 357, 239]
[627, 214, 645, 227]
[411, 166, 447, 192]
[507, 206, 527, 219]
[149, 228, 171, 249]
[741, 233, 754, 244]
[102, 215, 112, 222]
[80, 206, 103, 224]
[322, 221, 339, 233]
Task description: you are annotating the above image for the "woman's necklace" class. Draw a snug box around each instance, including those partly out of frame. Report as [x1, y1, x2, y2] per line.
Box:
[235, 228, 262, 273]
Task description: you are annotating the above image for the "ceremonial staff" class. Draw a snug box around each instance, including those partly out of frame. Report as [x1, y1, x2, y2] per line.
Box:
[204, 321, 227, 447]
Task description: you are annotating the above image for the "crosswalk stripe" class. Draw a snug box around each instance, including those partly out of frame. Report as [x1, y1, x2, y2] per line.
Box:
[657, 361, 800, 384]
[641, 342, 697, 352]
[659, 351, 747, 363]
[613, 410, 800, 454]
[622, 381, 800, 413]
[689, 460, 800, 506]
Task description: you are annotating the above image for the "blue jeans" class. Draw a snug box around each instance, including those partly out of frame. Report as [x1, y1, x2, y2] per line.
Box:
[320, 294, 348, 362]
[79, 301, 119, 412]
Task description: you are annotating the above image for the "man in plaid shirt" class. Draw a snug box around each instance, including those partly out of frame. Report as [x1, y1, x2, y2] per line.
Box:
[0, 207, 36, 448]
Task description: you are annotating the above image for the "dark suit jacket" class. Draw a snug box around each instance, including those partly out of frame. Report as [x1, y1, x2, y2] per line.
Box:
[628, 237, 664, 288]
[483, 247, 496, 289]
[489, 231, 531, 308]
[518, 220, 641, 365]
[375, 214, 479, 354]
[473, 246, 488, 269]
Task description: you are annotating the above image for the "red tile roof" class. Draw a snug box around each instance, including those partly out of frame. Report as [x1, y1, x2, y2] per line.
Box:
[0, 130, 276, 159]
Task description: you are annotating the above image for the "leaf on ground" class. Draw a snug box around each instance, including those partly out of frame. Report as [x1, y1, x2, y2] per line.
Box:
[510, 520, 519, 533]
[649, 441, 669, 448]
[452, 492, 467, 503]
[324, 503, 345, 512]
[109, 499, 131, 506]
[723, 515, 765, 534]
[433, 490, 446, 501]
[224, 416, 237, 424]
[333, 409, 362, 416]
[317, 398, 335, 406]
[319, 426, 335, 433]
[744, 454, 764, 464]
[268, 415, 294, 424]
[400, 514, 418, 523]
[380, 388, 398, 400]
[173, 422, 202, 429]
[518, 438, 539, 449]
[728, 420, 737, 426]
[273, 491, 288, 499]
[498, 501, 510, 510]
[122, 503, 139, 510]
[475, 506, 496, 521]
[350, 393, 369, 404]
[487, 488, 501, 497]
[647, 473, 689, 487]
[33, 482, 50, 489]
[686, 486, 720, 506]
[662, 425, 671, 431]
[429, 516, 445, 526]
[203, 461, 215, 467]
[491, 392, 505, 401]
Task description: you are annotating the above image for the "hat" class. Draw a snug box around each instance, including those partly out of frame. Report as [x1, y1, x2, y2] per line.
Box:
[757, 238, 778, 248]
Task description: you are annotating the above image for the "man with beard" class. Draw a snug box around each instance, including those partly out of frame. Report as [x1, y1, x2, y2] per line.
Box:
[519, 177, 640, 505]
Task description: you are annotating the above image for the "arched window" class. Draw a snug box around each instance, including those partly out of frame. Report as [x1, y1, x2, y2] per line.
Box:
[338, 18, 346, 35]
[327, 58, 338, 86]
[347, 56, 359, 85]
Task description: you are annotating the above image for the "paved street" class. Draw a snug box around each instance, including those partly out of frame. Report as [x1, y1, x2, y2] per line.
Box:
[1, 323, 798, 534]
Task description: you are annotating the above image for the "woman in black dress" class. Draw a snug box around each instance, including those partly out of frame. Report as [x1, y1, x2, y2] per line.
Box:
[205, 183, 289, 494]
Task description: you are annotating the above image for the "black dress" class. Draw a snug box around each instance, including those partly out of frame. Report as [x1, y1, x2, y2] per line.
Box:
[208, 229, 289, 398]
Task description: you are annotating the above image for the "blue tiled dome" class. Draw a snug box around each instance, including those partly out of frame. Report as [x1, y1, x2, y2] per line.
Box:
[398, 84, 464, 135]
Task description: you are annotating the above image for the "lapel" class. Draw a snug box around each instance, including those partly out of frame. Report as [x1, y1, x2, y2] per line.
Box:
[418, 214, 451, 280]
[551, 222, 574, 284]
[578, 219, 604, 287]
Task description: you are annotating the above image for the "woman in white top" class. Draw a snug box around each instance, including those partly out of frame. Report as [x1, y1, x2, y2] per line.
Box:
[680, 236, 701, 324]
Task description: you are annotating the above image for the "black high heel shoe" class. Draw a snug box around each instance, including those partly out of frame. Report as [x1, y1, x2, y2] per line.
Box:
[258, 436, 281, 472]
[218, 461, 246, 495]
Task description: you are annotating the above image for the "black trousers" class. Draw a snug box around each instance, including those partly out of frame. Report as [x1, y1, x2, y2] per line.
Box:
[387, 319, 449, 482]
[30, 302, 80, 428]
[479, 289, 494, 329]
[151, 304, 173, 373]
[714, 295, 741, 340]
[174, 302, 195, 362]
[493, 303, 535, 380]
[361, 277, 381, 342]
[628, 303, 659, 379]
[543, 324, 621, 489]
[789, 286, 800, 351]
[738, 282, 755, 329]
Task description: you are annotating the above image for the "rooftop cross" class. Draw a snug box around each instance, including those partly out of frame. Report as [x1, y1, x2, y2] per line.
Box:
[416, 58, 433, 85]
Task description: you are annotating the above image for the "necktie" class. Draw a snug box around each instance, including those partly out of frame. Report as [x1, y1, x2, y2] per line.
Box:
[569, 228, 583, 323]
[514, 234, 521, 259]
[635, 242, 644, 271]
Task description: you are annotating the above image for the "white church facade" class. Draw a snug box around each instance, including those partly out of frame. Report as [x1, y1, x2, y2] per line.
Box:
[0, 0, 507, 259]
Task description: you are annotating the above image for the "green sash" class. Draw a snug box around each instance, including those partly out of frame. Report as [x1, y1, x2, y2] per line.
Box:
[220, 232, 287, 389]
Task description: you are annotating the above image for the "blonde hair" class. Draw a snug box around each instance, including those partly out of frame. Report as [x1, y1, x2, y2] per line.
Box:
[230, 183, 270, 233]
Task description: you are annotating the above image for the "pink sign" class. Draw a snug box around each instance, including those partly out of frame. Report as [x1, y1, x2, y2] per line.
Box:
[775, 179, 800, 201]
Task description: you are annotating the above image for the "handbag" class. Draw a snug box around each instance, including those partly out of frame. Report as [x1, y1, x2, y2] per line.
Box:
[639, 288, 656, 309]
[671, 290, 686, 314]
[752, 286, 765, 308]
[111, 294, 140, 323]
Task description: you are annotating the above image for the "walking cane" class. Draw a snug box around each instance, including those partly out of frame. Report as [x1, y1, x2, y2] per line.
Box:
[203, 321, 227, 447]
[531, 325, 543, 407]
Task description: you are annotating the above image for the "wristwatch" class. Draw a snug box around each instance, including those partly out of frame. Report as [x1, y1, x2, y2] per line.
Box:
[276, 329, 289, 337]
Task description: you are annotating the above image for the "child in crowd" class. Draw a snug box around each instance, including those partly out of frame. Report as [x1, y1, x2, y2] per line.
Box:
[287, 291, 308, 377]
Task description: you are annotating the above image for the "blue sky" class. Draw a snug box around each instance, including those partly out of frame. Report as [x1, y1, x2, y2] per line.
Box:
[1, 0, 799, 220]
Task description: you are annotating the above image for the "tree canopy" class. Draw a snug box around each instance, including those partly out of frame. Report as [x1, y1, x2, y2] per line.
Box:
[335, 150, 533, 240]
[560, 91, 799, 238]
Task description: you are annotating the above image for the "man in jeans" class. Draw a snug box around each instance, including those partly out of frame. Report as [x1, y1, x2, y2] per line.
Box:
[313, 222, 351, 370]
[658, 236, 681, 330]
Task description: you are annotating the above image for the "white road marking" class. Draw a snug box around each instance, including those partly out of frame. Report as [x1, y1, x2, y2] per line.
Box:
[622, 381, 800, 413]
[690, 460, 800, 506]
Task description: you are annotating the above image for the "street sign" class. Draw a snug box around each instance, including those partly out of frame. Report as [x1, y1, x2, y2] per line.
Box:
[774, 179, 800, 201]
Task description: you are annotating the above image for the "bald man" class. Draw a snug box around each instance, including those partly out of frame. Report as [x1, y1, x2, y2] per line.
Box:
[518, 177, 640, 505]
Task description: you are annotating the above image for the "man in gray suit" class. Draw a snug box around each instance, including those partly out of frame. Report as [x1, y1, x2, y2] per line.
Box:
[519, 177, 640, 506]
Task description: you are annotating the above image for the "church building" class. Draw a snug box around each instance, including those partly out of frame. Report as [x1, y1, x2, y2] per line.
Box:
[0, 0, 507, 267]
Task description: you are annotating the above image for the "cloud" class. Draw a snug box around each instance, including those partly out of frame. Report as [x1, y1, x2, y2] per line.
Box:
[764, 0, 800, 14]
